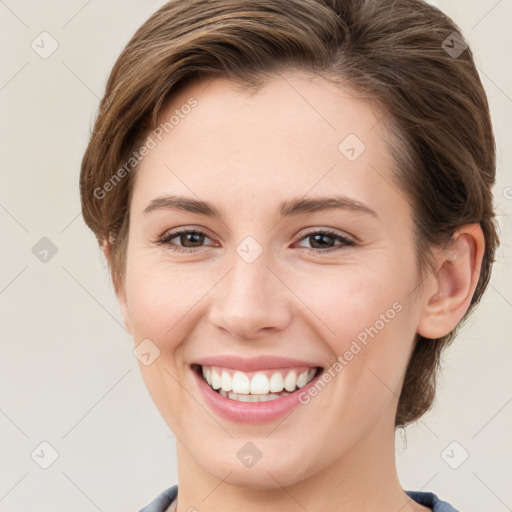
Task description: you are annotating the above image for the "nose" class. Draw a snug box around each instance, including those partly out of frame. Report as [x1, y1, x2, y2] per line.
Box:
[208, 249, 292, 341]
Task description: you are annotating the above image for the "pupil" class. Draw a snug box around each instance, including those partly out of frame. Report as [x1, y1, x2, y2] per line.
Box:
[182, 232, 204, 247]
[311, 234, 332, 248]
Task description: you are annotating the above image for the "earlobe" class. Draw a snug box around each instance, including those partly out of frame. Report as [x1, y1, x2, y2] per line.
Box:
[102, 240, 133, 334]
[417, 224, 485, 339]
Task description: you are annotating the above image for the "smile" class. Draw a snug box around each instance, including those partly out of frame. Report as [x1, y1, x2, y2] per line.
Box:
[193, 364, 321, 402]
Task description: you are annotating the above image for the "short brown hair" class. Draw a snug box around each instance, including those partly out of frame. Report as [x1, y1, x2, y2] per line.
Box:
[80, 0, 499, 427]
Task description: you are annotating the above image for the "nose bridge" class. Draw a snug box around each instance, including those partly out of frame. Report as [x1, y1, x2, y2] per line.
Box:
[208, 237, 291, 339]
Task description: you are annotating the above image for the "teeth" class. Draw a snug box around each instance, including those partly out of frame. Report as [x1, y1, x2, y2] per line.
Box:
[219, 389, 291, 402]
[232, 371, 250, 394]
[269, 372, 284, 393]
[211, 368, 221, 390]
[202, 366, 212, 386]
[221, 371, 232, 392]
[297, 371, 308, 388]
[250, 373, 270, 394]
[200, 365, 318, 398]
[283, 370, 297, 392]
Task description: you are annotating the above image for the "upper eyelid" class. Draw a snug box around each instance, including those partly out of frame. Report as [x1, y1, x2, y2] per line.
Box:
[158, 227, 355, 247]
[295, 227, 354, 242]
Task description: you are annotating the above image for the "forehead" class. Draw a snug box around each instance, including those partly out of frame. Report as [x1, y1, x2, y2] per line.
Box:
[154, 71, 384, 148]
[131, 70, 405, 220]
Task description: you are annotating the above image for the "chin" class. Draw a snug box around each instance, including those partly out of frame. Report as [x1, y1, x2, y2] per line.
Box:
[196, 449, 317, 490]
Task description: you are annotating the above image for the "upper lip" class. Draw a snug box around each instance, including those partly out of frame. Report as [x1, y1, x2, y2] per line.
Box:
[192, 355, 323, 372]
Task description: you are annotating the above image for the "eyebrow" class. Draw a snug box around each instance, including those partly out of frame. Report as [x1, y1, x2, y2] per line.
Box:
[143, 194, 378, 218]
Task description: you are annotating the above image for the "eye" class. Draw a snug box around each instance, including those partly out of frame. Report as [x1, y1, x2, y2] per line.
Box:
[156, 228, 215, 253]
[156, 228, 355, 254]
[294, 229, 355, 254]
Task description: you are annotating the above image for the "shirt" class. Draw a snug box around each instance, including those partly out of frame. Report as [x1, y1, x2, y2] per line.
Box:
[137, 485, 460, 511]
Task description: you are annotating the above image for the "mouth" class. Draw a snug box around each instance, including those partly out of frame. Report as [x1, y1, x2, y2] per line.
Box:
[191, 363, 323, 403]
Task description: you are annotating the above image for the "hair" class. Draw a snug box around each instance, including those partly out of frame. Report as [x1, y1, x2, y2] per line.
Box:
[80, 0, 499, 427]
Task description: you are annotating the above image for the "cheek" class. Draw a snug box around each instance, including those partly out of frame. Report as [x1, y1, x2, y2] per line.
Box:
[124, 257, 207, 343]
[289, 258, 419, 401]
[290, 259, 413, 342]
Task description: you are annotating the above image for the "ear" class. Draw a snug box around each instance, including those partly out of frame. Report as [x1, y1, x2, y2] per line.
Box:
[103, 240, 132, 334]
[417, 224, 485, 339]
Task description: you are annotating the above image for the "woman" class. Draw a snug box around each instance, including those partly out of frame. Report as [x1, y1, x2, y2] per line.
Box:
[80, 0, 499, 510]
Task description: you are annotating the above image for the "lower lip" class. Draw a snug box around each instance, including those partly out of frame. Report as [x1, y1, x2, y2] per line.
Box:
[192, 366, 322, 424]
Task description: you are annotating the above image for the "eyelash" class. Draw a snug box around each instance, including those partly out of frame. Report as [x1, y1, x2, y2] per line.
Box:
[156, 228, 356, 255]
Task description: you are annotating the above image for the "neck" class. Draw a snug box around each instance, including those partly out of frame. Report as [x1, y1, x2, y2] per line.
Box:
[174, 414, 423, 512]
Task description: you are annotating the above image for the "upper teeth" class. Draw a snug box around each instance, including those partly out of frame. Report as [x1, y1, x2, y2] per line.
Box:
[201, 365, 317, 395]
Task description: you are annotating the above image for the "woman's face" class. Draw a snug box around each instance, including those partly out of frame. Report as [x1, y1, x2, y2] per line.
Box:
[117, 71, 432, 488]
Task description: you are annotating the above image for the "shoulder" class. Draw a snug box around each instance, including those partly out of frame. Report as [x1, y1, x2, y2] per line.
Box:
[137, 486, 460, 512]
[137, 484, 178, 512]
[406, 490, 460, 512]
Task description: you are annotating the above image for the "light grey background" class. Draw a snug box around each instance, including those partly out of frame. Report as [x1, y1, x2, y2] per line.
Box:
[0, 0, 510, 510]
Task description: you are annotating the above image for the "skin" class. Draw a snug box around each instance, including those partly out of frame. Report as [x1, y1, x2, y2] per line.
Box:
[105, 70, 484, 512]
